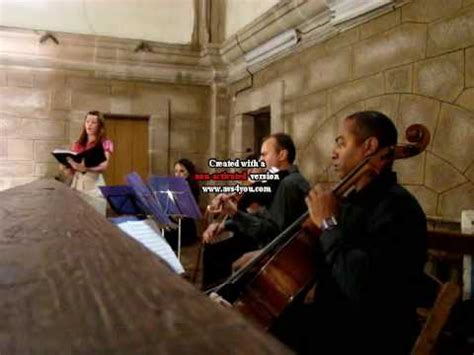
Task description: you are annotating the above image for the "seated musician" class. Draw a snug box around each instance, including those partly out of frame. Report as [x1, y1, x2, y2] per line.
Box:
[235, 153, 272, 215]
[165, 158, 200, 250]
[202, 133, 310, 289]
[276, 111, 427, 354]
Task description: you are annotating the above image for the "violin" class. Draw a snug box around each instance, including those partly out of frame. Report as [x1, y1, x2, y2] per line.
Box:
[208, 124, 431, 329]
[203, 168, 288, 243]
[206, 168, 286, 214]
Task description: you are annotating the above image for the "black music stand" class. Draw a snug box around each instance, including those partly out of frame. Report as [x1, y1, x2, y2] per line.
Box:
[148, 176, 202, 260]
[99, 185, 146, 216]
[125, 172, 172, 229]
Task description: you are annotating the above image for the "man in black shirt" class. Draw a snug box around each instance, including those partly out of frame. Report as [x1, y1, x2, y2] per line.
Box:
[202, 133, 310, 289]
[283, 111, 427, 354]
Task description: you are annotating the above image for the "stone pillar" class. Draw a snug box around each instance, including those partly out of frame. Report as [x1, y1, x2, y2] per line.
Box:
[209, 0, 227, 44]
[270, 81, 285, 133]
[191, 0, 210, 49]
[209, 82, 230, 160]
[149, 104, 170, 177]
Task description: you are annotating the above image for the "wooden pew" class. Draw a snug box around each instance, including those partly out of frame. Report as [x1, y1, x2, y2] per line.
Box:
[428, 230, 474, 255]
[0, 179, 292, 354]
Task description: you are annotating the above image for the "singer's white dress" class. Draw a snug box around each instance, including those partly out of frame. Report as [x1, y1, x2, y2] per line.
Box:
[70, 140, 113, 216]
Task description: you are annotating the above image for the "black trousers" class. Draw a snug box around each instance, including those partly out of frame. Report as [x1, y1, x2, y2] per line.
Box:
[164, 217, 197, 251]
[202, 233, 258, 289]
[272, 300, 418, 355]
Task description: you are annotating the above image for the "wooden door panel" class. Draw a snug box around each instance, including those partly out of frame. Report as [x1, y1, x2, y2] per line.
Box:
[132, 120, 148, 180]
[104, 119, 116, 185]
[115, 119, 133, 184]
[104, 117, 149, 186]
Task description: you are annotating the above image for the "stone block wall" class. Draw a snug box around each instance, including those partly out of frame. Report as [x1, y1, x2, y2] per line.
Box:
[0, 68, 210, 190]
[229, 0, 474, 220]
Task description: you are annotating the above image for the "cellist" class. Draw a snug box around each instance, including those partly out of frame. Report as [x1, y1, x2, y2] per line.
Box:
[274, 111, 427, 354]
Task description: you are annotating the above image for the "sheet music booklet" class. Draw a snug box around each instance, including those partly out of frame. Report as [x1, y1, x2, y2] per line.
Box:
[51, 143, 106, 169]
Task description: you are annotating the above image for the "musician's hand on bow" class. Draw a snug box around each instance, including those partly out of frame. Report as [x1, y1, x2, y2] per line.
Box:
[67, 158, 87, 173]
[209, 292, 232, 308]
[202, 222, 225, 243]
[207, 194, 227, 214]
[220, 194, 238, 217]
[305, 185, 339, 228]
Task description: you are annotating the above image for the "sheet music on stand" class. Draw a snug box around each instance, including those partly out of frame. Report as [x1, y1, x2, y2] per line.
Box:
[114, 219, 185, 274]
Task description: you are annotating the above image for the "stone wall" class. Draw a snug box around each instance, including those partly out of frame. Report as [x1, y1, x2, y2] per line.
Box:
[0, 67, 210, 190]
[229, 0, 474, 220]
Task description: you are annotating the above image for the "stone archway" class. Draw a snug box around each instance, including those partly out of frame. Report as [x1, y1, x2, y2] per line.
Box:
[297, 93, 474, 220]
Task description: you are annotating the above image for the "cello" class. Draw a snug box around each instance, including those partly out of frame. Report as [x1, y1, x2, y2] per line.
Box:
[208, 124, 431, 329]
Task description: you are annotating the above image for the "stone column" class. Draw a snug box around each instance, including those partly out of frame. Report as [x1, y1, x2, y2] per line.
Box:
[191, 0, 210, 49]
[270, 81, 285, 133]
[209, 81, 231, 161]
[209, 0, 226, 44]
[146, 99, 171, 177]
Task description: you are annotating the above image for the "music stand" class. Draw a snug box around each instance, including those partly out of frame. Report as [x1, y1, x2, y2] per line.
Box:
[101, 177, 184, 274]
[148, 176, 202, 260]
[99, 185, 146, 216]
[125, 172, 172, 228]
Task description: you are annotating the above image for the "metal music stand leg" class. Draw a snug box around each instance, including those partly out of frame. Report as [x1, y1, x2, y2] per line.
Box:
[177, 217, 182, 261]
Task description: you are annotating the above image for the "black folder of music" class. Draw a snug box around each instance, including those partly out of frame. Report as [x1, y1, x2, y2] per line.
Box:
[51, 144, 106, 169]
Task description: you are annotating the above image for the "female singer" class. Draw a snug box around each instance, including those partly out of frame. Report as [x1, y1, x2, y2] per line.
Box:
[62, 110, 113, 215]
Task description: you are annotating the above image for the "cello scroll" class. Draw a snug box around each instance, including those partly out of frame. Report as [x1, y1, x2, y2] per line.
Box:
[393, 124, 430, 160]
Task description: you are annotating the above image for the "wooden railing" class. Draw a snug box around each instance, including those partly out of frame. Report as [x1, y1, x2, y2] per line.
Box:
[428, 230, 474, 254]
[0, 179, 291, 354]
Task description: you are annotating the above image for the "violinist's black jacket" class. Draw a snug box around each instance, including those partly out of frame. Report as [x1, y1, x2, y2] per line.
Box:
[202, 165, 309, 288]
[232, 165, 310, 247]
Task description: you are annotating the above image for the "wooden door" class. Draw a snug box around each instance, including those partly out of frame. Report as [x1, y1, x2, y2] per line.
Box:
[253, 110, 270, 154]
[104, 115, 149, 186]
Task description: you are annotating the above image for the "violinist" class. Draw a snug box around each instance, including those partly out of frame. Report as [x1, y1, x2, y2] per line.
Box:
[276, 111, 427, 354]
[202, 133, 310, 289]
[164, 158, 200, 250]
